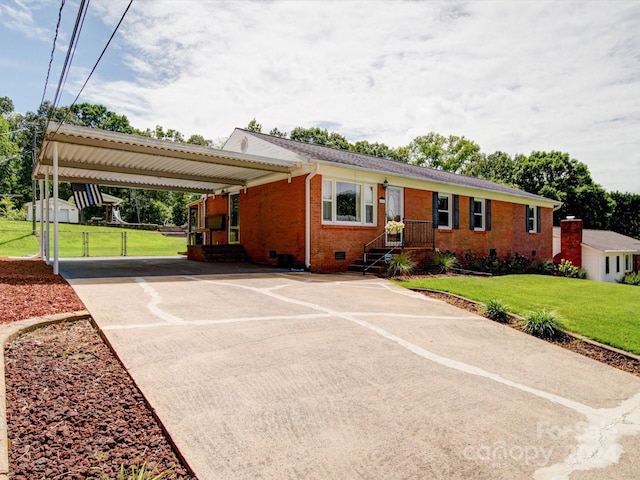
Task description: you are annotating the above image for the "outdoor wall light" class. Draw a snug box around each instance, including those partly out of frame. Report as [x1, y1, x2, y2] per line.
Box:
[379, 196, 386, 204]
[382, 178, 389, 190]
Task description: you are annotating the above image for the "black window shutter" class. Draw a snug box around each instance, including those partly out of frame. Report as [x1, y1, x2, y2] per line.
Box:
[453, 195, 459, 229]
[469, 197, 474, 230]
[525, 205, 529, 232]
[536, 206, 542, 233]
[432, 192, 439, 227]
[486, 199, 492, 231]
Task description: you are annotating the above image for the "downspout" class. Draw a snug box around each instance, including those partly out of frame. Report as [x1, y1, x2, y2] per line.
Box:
[305, 164, 319, 270]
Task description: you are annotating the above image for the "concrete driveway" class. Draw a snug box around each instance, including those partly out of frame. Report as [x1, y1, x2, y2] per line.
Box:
[60, 257, 640, 480]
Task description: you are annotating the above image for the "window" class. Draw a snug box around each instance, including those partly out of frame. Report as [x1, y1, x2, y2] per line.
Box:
[527, 206, 536, 233]
[336, 181, 361, 222]
[322, 179, 375, 225]
[438, 194, 451, 229]
[626, 254, 632, 272]
[322, 179, 332, 221]
[526, 205, 541, 233]
[605, 256, 610, 274]
[471, 198, 484, 230]
[365, 185, 374, 224]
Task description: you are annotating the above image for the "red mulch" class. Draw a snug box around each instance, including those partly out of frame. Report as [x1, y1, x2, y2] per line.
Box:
[0, 258, 85, 323]
[1, 259, 196, 479]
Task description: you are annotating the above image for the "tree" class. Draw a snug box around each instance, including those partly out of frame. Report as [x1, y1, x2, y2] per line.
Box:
[607, 192, 640, 240]
[186, 134, 212, 146]
[0, 116, 22, 195]
[514, 151, 614, 227]
[289, 126, 350, 150]
[408, 132, 482, 172]
[0, 96, 14, 115]
[462, 151, 519, 186]
[246, 118, 262, 132]
[67, 103, 134, 132]
[350, 140, 408, 162]
[268, 127, 286, 137]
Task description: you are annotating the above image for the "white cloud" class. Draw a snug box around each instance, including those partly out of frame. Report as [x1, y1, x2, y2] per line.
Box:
[74, 0, 640, 193]
[0, 0, 58, 41]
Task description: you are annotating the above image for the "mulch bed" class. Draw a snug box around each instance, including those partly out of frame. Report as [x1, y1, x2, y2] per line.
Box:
[1, 259, 196, 479]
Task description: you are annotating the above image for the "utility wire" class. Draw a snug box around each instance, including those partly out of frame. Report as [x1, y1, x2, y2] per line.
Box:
[40, 0, 65, 110]
[51, 0, 134, 136]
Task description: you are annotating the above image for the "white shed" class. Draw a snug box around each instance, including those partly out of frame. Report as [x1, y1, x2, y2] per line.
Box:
[24, 198, 80, 224]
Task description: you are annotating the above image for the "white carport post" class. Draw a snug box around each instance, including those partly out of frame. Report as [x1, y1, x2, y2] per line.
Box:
[52, 142, 59, 275]
[45, 167, 50, 265]
[38, 179, 44, 259]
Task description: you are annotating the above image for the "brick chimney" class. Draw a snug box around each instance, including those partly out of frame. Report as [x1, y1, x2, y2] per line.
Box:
[556, 217, 583, 267]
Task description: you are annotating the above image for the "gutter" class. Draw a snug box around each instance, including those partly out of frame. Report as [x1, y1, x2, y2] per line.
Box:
[305, 163, 319, 270]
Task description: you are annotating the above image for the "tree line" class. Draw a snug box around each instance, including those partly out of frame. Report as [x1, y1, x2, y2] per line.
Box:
[1, 97, 638, 239]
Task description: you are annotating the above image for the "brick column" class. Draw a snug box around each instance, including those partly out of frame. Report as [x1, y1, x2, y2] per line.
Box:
[559, 217, 583, 268]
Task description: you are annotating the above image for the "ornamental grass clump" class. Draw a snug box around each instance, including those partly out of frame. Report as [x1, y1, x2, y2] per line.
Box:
[387, 252, 417, 277]
[484, 298, 509, 323]
[437, 252, 458, 273]
[521, 309, 565, 340]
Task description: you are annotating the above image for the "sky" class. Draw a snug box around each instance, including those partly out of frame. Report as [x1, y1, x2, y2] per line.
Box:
[1, 0, 639, 193]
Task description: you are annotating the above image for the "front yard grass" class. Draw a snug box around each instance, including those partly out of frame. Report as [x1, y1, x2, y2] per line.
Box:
[0, 219, 186, 257]
[395, 274, 640, 355]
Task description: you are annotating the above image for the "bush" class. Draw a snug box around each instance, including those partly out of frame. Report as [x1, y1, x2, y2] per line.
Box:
[556, 259, 586, 279]
[437, 252, 458, 273]
[536, 260, 556, 275]
[387, 251, 417, 277]
[620, 272, 640, 286]
[484, 299, 509, 323]
[521, 309, 564, 340]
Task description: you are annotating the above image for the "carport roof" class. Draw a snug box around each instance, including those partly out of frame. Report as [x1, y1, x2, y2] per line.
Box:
[34, 122, 299, 194]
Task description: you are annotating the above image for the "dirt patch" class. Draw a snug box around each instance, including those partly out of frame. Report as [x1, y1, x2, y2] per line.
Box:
[1, 259, 196, 479]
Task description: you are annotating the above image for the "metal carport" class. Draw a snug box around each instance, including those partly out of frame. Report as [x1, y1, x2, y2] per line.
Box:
[33, 122, 299, 274]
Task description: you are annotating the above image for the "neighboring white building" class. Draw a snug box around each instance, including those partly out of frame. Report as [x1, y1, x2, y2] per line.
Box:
[553, 223, 640, 283]
[24, 198, 80, 224]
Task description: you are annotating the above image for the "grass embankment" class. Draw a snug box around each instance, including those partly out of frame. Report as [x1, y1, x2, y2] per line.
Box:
[0, 219, 186, 257]
[396, 274, 640, 355]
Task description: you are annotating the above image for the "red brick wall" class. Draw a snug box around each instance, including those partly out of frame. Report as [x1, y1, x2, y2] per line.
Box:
[307, 177, 382, 272]
[554, 218, 583, 267]
[241, 176, 307, 266]
[436, 195, 553, 261]
[195, 179, 554, 272]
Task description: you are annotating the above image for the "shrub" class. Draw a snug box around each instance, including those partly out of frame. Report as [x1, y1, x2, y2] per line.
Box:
[620, 272, 640, 286]
[521, 309, 564, 340]
[387, 251, 417, 277]
[437, 252, 458, 273]
[536, 260, 556, 275]
[484, 299, 509, 323]
[556, 259, 585, 279]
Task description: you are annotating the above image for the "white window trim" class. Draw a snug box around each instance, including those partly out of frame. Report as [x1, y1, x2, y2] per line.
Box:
[322, 178, 376, 226]
[528, 206, 537, 233]
[473, 198, 485, 231]
[437, 193, 452, 230]
[625, 254, 633, 273]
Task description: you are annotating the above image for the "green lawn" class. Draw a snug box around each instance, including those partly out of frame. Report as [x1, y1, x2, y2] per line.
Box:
[0, 219, 187, 258]
[395, 274, 640, 355]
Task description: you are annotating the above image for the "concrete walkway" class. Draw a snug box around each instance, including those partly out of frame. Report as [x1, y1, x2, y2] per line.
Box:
[60, 257, 640, 480]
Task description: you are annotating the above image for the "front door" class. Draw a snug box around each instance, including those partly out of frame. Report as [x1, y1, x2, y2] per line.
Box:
[228, 193, 240, 244]
[385, 186, 403, 245]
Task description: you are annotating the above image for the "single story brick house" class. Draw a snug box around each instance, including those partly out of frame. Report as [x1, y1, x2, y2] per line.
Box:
[553, 218, 640, 282]
[187, 129, 559, 273]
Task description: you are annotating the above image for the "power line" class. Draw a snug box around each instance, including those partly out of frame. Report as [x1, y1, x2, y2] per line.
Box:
[40, 0, 66, 110]
[68, 0, 134, 110]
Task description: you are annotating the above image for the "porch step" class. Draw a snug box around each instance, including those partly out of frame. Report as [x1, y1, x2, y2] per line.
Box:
[201, 244, 250, 263]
